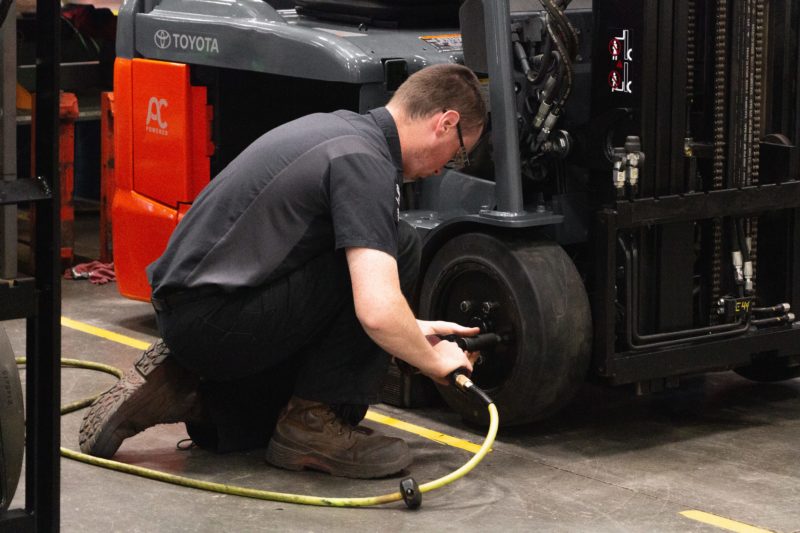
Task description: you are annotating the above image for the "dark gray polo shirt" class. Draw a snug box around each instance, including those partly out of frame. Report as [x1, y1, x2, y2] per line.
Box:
[147, 108, 404, 296]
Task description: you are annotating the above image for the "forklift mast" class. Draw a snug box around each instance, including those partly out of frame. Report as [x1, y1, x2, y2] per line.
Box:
[587, 0, 800, 387]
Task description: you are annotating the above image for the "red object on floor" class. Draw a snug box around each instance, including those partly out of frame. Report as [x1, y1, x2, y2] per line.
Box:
[64, 260, 116, 284]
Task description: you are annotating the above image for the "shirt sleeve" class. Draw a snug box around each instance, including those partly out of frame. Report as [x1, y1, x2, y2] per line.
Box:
[329, 152, 399, 258]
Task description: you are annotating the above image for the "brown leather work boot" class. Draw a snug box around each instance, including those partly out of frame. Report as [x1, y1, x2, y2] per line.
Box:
[265, 396, 411, 479]
[79, 340, 201, 458]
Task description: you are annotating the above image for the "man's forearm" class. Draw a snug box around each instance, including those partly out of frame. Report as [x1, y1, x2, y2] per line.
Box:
[357, 294, 444, 376]
[345, 246, 470, 380]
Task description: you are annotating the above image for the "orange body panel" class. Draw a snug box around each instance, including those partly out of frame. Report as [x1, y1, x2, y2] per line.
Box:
[112, 190, 178, 300]
[112, 58, 214, 301]
[58, 94, 78, 263]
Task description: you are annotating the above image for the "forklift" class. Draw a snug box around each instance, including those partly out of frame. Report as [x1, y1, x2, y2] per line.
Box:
[108, 0, 800, 427]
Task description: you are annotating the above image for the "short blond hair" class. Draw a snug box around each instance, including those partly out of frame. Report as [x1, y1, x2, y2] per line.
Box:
[389, 63, 486, 133]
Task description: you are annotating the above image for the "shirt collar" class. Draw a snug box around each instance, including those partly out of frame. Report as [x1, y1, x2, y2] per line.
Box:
[368, 107, 403, 175]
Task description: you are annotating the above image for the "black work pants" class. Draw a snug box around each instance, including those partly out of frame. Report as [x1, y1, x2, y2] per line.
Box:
[154, 221, 421, 451]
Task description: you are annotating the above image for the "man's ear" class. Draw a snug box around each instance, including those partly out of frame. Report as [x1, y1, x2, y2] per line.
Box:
[436, 109, 460, 137]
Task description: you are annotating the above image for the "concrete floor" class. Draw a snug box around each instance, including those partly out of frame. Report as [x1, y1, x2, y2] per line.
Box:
[4, 212, 800, 532]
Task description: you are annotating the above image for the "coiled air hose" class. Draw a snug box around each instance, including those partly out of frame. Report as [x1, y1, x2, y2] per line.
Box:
[16, 353, 498, 509]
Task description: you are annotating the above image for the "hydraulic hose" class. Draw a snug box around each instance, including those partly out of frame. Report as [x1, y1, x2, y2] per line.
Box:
[16, 356, 499, 509]
[529, 29, 554, 86]
[544, 19, 572, 109]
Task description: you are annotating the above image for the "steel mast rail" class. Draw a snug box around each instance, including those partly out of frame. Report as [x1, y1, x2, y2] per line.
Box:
[0, 0, 61, 529]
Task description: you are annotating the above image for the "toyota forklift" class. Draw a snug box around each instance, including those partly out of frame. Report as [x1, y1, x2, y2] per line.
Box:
[108, 0, 800, 426]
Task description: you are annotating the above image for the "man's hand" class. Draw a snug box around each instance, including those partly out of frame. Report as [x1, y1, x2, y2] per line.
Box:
[426, 339, 476, 385]
[417, 319, 482, 383]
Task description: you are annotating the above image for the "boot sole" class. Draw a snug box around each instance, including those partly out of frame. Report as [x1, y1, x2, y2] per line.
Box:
[265, 436, 411, 479]
[79, 342, 197, 458]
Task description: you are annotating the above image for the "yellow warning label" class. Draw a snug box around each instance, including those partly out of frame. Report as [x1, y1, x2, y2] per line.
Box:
[420, 33, 463, 52]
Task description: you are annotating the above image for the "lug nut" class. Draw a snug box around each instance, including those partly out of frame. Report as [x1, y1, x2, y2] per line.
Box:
[481, 301, 499, 314]
[460, 301, 473, 313]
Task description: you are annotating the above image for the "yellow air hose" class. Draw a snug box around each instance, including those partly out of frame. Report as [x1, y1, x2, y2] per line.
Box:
[17, 357, 499, 509]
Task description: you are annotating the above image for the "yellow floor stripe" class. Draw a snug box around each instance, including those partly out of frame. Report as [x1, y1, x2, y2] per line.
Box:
[61, 317, 151, 350]
[61, 316, 484, 453]
[364, 411, 482, 454]
[680, 510, 773, 533]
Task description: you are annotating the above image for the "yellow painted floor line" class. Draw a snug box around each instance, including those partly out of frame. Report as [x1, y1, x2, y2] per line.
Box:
[364, 410, 482, 454]
[61, 316, 483, 453]
[61, 316, 151, 350]
[680, 510, 773, 533]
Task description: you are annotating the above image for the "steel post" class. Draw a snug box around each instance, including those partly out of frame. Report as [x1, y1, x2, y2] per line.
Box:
[482, 0, 524, 214]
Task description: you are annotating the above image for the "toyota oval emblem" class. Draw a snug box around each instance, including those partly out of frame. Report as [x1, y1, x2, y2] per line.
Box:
[154, 29, 171, 49]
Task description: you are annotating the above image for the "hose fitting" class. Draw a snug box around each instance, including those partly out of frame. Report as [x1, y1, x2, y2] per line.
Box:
[732, 251, 744, 285]
[450, 368, 494, 406]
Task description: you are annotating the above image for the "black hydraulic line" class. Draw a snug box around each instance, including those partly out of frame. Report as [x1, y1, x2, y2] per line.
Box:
[736, 218, 750, 261]
[753, 303, 791, 316]
[541, 0, 577, 60]
[630, 243, 749, 343]
[751, 314, 796, 328]
[538, 0, 575, 110]
[529, 29, 554, 86]
[545, 23, 572, 110]
[545, 51, 566, 106]
[730, 218, 746, 298]
[730, 219, 741, 253]
[621, 238, 749, 349]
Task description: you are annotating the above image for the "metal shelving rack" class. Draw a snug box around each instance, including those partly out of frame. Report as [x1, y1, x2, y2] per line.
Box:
[0, 0, 61, 530]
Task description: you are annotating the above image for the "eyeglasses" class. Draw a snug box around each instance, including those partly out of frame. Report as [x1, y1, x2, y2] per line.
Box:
[452, 122, 470, 169]
[444, 110, 470, 170]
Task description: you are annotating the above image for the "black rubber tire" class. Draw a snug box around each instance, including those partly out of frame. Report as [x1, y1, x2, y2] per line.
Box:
[734, 358, 800, 382]
[0, 326, 24, 511]
[419, 233, 592, 426]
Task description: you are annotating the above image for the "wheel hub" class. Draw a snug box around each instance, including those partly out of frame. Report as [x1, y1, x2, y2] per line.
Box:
[432, 261, 519, 392]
